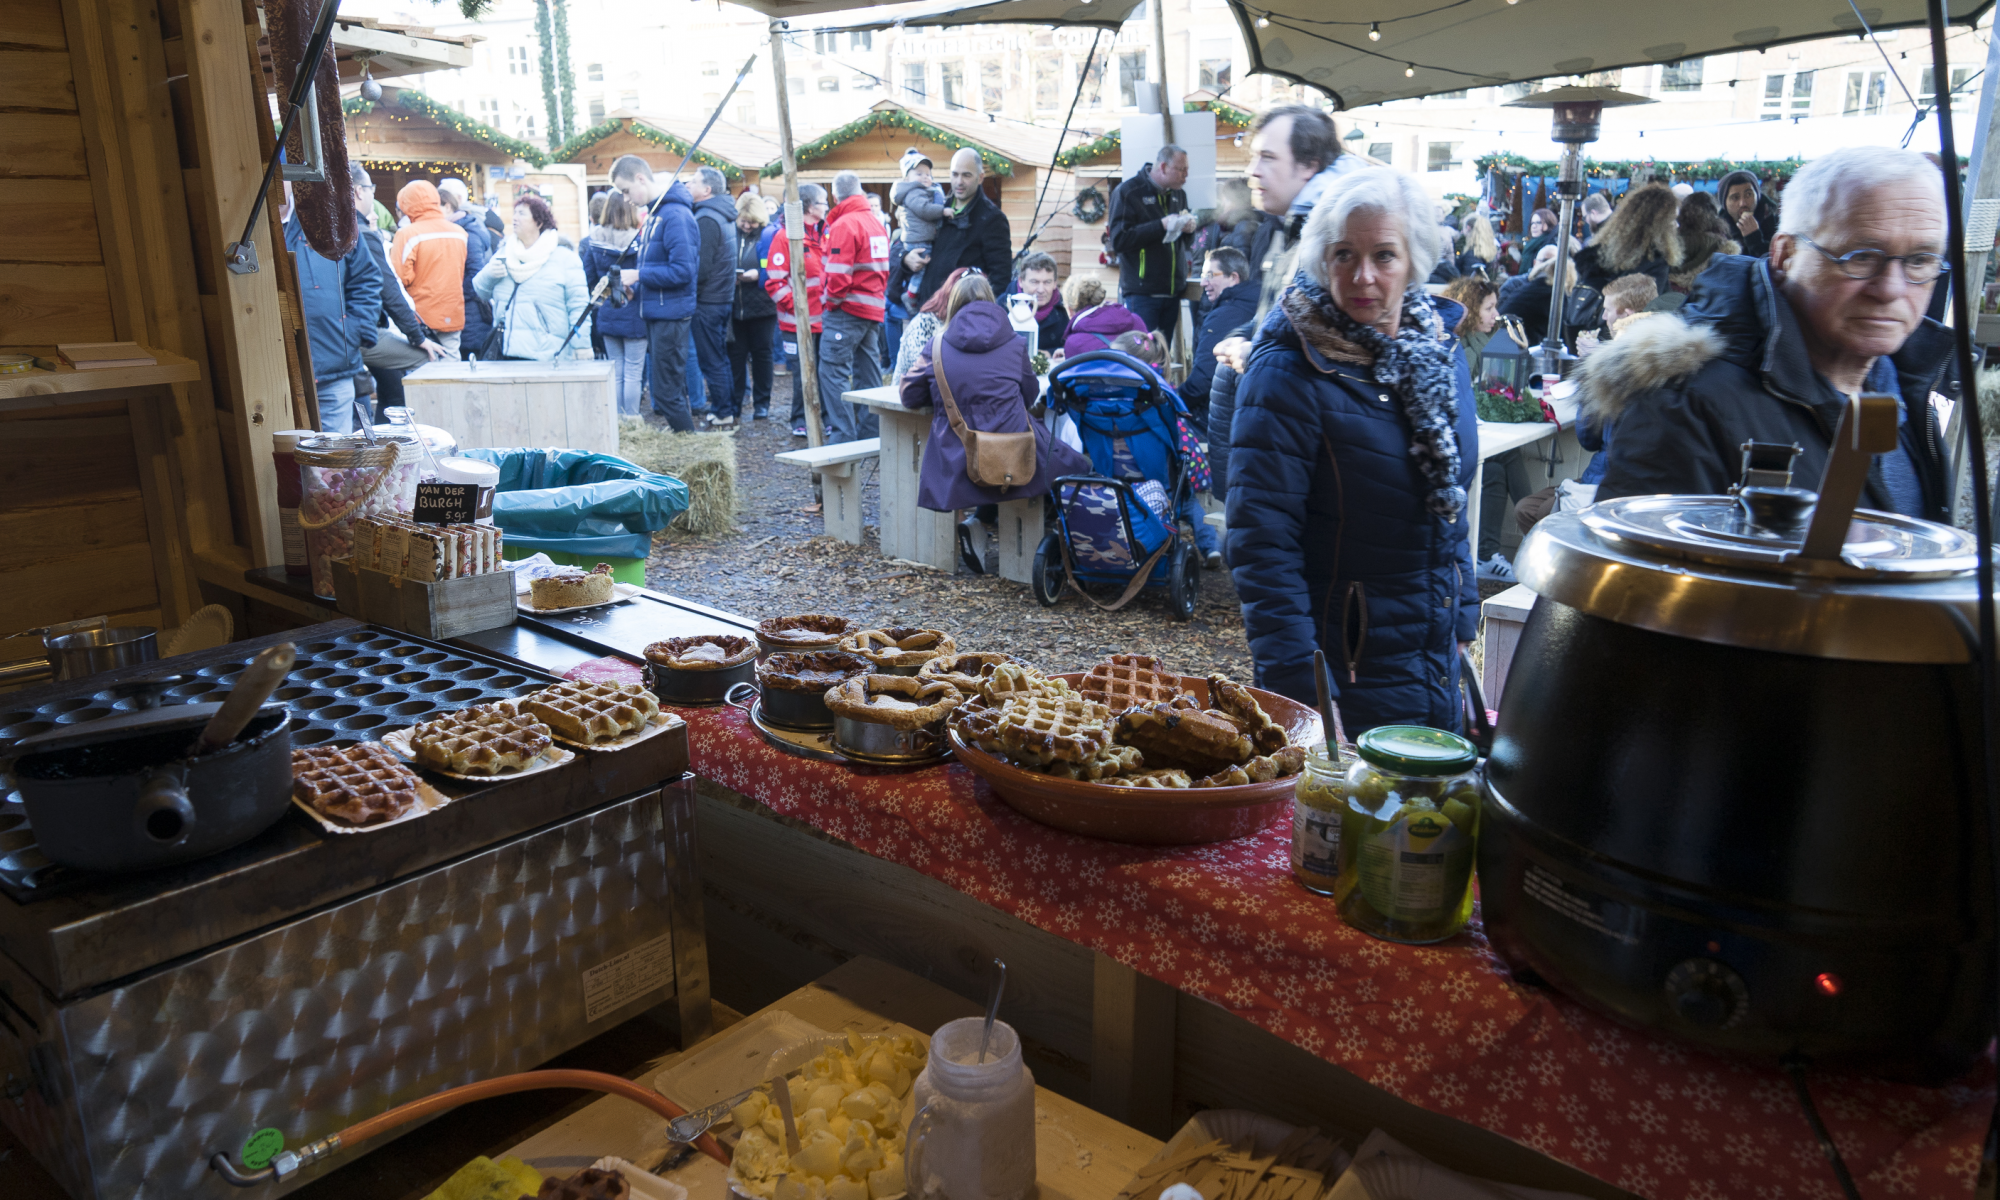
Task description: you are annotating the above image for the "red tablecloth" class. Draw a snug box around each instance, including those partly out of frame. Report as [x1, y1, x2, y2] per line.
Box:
[568, 659, 1991, 1198]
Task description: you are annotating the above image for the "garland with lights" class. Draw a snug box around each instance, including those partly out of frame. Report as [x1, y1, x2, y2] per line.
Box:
[1055, 130, 1119, 169]
[1183, 97, 1256, 129]
[555, 117, 743, 180]
[1474, 151, 1815, 184]
[764, 108, 1013, 178]
[344, 90, 549, 167]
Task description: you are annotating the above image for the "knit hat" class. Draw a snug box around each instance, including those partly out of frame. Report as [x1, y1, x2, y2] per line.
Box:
[1717, 169, 1761, 202]
[900, 148, 933, 175]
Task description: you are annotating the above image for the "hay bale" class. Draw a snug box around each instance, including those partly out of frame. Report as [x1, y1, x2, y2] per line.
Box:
[616, 422, 739, 537]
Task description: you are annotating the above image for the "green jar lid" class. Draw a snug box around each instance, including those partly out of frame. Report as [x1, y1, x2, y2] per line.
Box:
[1355, 725, 1477, 776]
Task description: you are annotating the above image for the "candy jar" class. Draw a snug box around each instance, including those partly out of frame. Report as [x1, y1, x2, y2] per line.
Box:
[294, 434, 420, 597]
[907, 1017, 1035, 1200]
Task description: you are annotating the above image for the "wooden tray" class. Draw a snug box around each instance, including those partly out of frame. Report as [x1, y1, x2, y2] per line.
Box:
[950, 674, 1323, 845]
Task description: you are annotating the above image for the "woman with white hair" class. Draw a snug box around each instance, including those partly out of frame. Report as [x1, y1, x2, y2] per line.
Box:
[1225, 168, 1480, 735]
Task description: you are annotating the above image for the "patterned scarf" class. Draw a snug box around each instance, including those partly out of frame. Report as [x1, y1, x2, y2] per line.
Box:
[1294, 272, 1466, 522]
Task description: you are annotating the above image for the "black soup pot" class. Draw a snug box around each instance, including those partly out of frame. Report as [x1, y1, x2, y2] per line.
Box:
[14, 702, 293, 873]
[1480, 491, 1993, 1083]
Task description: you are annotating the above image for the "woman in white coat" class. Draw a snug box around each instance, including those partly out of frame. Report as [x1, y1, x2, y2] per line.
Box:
[472, 194, 588, 361]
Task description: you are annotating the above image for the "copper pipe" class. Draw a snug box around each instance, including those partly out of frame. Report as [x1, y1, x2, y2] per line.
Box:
[211, 1070, 728, 1186]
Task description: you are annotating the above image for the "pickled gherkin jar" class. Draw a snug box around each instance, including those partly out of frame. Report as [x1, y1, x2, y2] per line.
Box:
[1291, 748, 1347, 895]
[1335, 725, 1482, 943]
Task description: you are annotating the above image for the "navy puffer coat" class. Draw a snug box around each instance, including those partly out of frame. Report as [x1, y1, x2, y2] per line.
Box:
[1225, 289, 1481, 735]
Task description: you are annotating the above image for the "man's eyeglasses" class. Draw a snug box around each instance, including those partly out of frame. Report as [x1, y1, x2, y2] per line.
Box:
[1798, 235, 1948, 283]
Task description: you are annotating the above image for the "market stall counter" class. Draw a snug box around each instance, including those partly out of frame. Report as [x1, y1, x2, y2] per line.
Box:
[0, 620, 707, 1200]
[451, 593, 1993, 1200]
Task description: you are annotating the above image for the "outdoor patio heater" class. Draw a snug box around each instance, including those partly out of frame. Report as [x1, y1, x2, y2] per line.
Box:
[1503, 86, 1652, 381]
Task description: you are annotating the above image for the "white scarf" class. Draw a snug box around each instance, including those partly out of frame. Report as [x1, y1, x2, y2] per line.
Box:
[501, 228, 560, 283]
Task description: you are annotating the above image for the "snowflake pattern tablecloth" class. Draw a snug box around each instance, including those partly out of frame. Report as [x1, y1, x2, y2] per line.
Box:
[567, 658, 1991, 1198]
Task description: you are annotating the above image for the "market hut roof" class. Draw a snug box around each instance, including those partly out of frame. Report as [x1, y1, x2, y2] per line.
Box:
[262, 16, 478, 87]
[555, 112, 781, 182]
[774, 97, 1094, 179]
[343, 86, 548, 169]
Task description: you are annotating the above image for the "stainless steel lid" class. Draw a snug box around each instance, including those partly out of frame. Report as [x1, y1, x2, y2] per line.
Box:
[15, 701, 284, 756]
[1516, 499, 1990, 665]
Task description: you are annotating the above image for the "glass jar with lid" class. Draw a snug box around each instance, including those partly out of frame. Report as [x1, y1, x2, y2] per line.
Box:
[1291, 747, 1347, 895]
[1335, 725, 1482, 944]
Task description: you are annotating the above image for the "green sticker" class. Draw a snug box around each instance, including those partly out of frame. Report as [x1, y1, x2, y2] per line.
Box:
[240, 1128, 285, 1170]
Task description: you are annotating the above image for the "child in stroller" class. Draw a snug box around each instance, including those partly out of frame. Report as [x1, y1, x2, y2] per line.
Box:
[1104, 331, 1221, 568]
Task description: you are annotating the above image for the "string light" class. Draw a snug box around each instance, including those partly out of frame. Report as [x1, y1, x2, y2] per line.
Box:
[1369, 21, 1381, 39]
[1405, 63, 1416, 77]
[1256, 14, 1270, 27]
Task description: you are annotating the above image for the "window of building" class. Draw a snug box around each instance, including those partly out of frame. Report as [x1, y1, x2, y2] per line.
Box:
[813, 31, 835, 55]
[980, 58, 1003, 112]
[508, 46, 529, 76]
[586, 62, 603, 82]
[903, 62, 927, 103]
[588, 97, 606, 122]
[478, 97, 501, 120]
[818, 76, 840, 93]
[521, 114, 537, 137]
[737, 99, 756, 124]
[1034, 56, 1060, 110]
[1079, 55, 1106, 109]
[1761, 70, 1814, 119]
[1197, 38, 1232, 92]
[941, 60, 965, 108]
[1117, 50, 1148, 108]
[1426, 141, 1462, 172]
[1367, 142, 1393, 163]
[1660, 59, 1704, 92]
[849, 31, 872, 51]
[1844, 69, 1887, 115]
[620, 91, 640, 109]
[1920, 65, 1974, 105]
[853, 74, 876, 91]
[702, 62, 720, 76]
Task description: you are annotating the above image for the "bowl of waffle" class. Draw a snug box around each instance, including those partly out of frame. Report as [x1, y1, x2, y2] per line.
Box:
[644, 634, 759, 705]
[946, 655, 1322, 845]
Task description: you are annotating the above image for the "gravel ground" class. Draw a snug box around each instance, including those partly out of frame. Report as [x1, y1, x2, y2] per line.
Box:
[642, 394, 1258, 681]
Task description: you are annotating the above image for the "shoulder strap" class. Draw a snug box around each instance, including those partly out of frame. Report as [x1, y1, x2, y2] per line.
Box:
[930, 337, 974, 443]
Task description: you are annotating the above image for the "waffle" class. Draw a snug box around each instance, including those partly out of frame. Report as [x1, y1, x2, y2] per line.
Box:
[292, 742, 425, 826]
[645, 634, 757, 670]
[824, 674, 963, 729]
[1207, 673, 1289, 754]
[410, 704, 553, 775]
[950, 700, 1009, 756]
[979, 661, 1074, 705]
[756, 613, 857, 650]
[1080, 655, 1186, 712]
[1105, 767, 1193, 789]
[1035, 742, 1144, 780]
[1190, 745, 1309, 789]
[996, 693, 1114, 765]
[1115, 697, 1256, 776]
[537, 1167, 631, 1200]
[757, 650, 872, 693]
[520, 681, 660, 744]
[841, 626, 957, 670]
[920, 651, 1021, 697]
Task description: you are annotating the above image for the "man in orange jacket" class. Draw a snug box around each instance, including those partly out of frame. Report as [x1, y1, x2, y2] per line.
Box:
[817, 171, 891, 444]
[763, 182, 827, 436]
[390, 181, 470, 355]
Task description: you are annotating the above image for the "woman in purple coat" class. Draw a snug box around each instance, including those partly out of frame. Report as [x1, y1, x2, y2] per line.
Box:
[1060, 276, 1150, 360]
[902, 273, 1092, 575]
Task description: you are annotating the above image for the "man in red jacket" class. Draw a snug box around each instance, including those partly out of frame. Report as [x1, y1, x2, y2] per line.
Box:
[817, 171, 891, 444]
[764, 183, 826, 437]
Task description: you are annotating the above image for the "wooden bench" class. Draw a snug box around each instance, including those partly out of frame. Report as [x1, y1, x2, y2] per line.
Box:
[774, 438, 880, 545]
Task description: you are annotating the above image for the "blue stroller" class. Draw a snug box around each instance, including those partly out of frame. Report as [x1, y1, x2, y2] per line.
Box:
[1033, 350, 1201, 620]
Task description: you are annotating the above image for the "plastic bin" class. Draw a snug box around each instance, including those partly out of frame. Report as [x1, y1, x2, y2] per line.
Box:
[461, 448, 688, 566]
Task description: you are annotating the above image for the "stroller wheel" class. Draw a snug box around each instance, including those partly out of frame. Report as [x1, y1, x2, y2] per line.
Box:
[1167, 539, 1200, 621]
[1031, 532, 1065, 607]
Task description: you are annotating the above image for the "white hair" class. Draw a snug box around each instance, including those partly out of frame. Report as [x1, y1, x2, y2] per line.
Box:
[437, 177, 469, 203]
[1780, 146, 1944, 240]
[832, 170, 863, 199]
[1297, 167, 1441, 288]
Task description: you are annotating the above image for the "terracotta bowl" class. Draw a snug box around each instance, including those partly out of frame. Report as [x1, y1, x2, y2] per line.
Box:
[949, 674, 1325, 845]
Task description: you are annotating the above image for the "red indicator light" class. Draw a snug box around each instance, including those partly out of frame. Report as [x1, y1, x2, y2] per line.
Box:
[1814, 973, 1842, 996]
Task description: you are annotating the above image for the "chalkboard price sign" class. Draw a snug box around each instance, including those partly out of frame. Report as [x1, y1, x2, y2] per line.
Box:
[414, 482, 477, 524]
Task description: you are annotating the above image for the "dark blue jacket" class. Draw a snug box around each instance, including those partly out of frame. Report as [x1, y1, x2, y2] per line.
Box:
[1182, 278, 1257, 419]
[1226, 289, 1480, 735]
[452, 209, 493, 353]
[582, 234, 646, 339]
[285, 215, 380, 383]
[693, 193, 739, 306]
[635, 183, 700, 322]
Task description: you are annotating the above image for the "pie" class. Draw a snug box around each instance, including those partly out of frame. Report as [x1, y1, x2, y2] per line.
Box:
[520, 680, 661, 744]
[292, 742, 425, 825]
[645, 635, 757, 670]
[756, 613, 857, 651]
[824, 674, 964, 730]
[409, 704, 553, 775]
[978, 661, 1074, 705]
[839, 627, 957, 671]
[919, 651, 1021, 696]
[757, 650, 872, 693]
[531, 563, 616, 609]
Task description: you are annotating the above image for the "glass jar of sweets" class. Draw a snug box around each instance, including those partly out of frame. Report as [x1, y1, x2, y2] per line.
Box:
[1291, 747, 1346, 895]
[1335, 725, 1482, 944]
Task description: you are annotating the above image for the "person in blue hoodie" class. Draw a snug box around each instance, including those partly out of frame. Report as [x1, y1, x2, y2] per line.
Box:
[612, 154, 700, 431]
[1226, 167, 1479, 735]
[281, 183, 381, 434]
[437, 178, 492, 358]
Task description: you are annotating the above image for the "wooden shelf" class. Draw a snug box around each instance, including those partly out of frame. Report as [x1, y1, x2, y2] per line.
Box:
[0, 346, 200, 407]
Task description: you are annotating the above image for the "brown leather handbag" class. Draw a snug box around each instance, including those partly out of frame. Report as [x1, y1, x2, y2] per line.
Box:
[931, 337, 1036, 490]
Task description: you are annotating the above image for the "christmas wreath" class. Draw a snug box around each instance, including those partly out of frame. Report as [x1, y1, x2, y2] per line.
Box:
[1074, 187, 1107, 224]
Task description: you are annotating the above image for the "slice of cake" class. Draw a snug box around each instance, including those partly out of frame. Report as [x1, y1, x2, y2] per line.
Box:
[531, 563, 616, 609]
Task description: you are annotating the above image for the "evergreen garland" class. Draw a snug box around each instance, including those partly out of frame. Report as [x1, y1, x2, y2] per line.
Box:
[1055, 130, 1119, 169]
[535, 0, 560, 151]
[1474, 151, 1819, 184]
[554, 117, 743, 181]
[554, 0, 576, 144]
[764, 108, 1012, 178]
[343, 89, 549, 167]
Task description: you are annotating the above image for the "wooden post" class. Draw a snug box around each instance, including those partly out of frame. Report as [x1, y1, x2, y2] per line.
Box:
[1151, 0, 1175, 142]
[770, 20, 825, 448]
[1091, 951, 1177, 1139]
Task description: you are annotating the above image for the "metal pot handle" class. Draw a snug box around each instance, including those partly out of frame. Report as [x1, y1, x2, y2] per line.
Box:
[135, 763, 195, 846]
[1458, 647, 1494, 756]
[724, 682, 760, 714]
[912, 726, 936, 753]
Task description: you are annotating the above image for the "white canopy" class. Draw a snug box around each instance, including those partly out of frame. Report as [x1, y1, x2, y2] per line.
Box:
[716, 0, 1142, 32]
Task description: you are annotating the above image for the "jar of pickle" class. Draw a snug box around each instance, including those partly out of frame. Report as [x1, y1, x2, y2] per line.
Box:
[1291, 747, 1347, 895]
[1334, 725, 1482, 944]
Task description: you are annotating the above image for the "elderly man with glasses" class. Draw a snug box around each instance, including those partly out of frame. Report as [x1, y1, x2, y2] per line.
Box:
[1576, 145, 1953, 520]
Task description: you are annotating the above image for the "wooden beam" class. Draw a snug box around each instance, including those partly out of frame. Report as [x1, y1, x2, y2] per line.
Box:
[1090, 951, 1177, 1140]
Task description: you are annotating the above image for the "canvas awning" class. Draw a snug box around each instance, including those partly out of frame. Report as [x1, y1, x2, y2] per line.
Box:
[715, 0, 1141, 32]
[1223, 0, 1994, 108]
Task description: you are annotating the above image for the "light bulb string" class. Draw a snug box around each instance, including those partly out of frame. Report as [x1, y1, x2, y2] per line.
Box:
[1251, 13, 1505, 82]
[1240, 0, 1483, 29]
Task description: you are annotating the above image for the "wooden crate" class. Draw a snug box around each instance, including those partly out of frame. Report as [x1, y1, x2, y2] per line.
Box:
[399, 360, 617, 455]
[329, 558, 516, 641]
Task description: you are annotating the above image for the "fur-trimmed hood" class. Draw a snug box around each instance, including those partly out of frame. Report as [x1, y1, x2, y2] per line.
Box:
[1573, 309, 1724, 421]
[1591, 183, 1684, 273]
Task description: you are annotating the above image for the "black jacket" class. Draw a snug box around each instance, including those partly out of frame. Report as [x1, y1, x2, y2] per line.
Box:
[358, 226, 430, 346]
[734, 225, 776, 321]
[1106, 165, 1190, 298]
[1035, 299, 1069, 355]
[902, 190, 1012, 306]
[1496, 276, 1555, 347]
[1182, 278, 1256, 421]
[693, 194, 738, 306]
[1574, 243, 1669, 294]
[1580, 255, 1950, 521]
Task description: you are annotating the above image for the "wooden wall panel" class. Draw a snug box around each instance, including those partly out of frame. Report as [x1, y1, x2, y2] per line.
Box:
[0, 52, 77, 112]
[0, 409, 159, 636]
[0, 264, 115, 341]
[0, 180, 100, 262]
[0, 114, 90, 178]
[1, 0, 69, 48]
